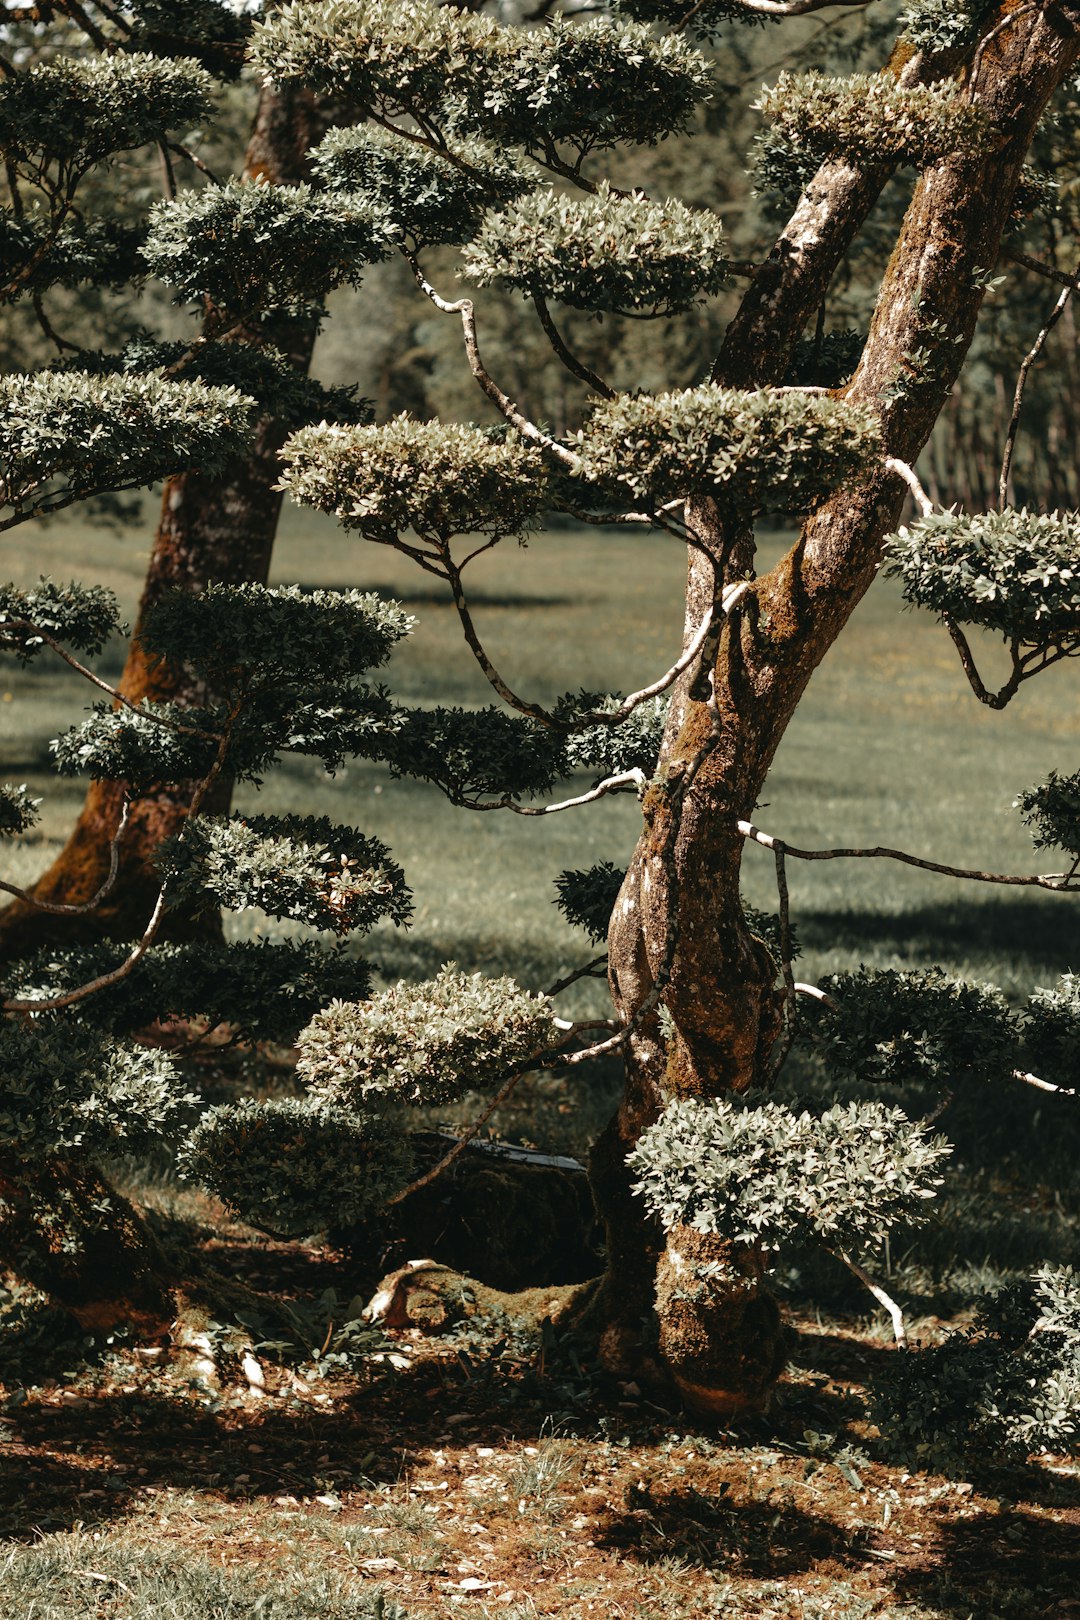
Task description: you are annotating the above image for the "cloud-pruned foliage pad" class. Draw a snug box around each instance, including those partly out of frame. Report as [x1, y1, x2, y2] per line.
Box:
[311, 125, 534, 249]
[280, 417, 548, 543]
[629, 1096, 950, 1253]
[575, 385, 878, 510]
[1023, 976, 1080, 1088]
[556, 692, 668, 780]
[157, 813, 411, 936]
[0, 1016, 190, 1161]
[816, 966, 1017, 1088]
[463, 185, 728, 318]
[5, 939, 373, 1046]
[887, 508, 1080, 646]
[1, 213, 144, 304]
[0, 372, 255, 521]
[0, 784, 39, 838]
[51, 702, 222, 790]
[141, 582, 411, 685]
[179, 1097, 414, 1237]
[0, 579, 121, 661]
[554, 860, 625, 944]
[144, 181, 394, 317]
[871, 1266, 1080, 1470]
[383, 706, 566, 803]
[756, 72, 990, 172]
[297, 965, 555, 1106]
[1015, 768, 1080, 860]
[0, 53, 214, 173]
[614, 0, 764, 34]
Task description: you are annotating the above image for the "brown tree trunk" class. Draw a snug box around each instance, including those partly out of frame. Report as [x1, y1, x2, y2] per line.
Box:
[596, 7, 1080, 1414]
[0, 82, 328, 964]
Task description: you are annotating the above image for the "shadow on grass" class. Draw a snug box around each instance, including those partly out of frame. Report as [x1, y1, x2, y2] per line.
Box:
[799, 895, 1078, 977]
[302, 581, 581, 611]
[892, 1498, 1080, 1620]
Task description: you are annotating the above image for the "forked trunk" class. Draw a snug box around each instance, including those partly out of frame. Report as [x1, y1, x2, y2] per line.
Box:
[593, 8, 1080, 1414]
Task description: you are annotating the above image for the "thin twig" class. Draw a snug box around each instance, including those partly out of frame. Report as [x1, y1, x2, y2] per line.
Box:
[0, 800, 131, 915]
[769, 846, 798, 1082]
[1000, 271, 1076, 507]
[442, 557, 556, 725]
[506, 768, 647, 816]
[385, 1064, 538, 1205]
[738, 819, 1078, 892]
[545, 955, 609, 998]
[885, 456, 934, 517]
[839, 1250, 907, 1347]
[532, 294, 614, 398]
[1013, 1068, 1077, 1099]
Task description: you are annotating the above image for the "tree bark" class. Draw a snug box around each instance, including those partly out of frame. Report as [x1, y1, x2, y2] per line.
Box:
[597, 4, 1080, 1413]
[0, 82, 328, 964]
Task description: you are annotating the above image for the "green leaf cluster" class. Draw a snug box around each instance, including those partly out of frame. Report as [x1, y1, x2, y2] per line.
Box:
[886, 508, 1080, 647]
[156, 812, 412, 936]
[382, 706, 566, 803]
[1024, 975, 1080, 1088]
[899, 0, 990, 53]
[629, 1095, 950, 1254]
[554, 860, 624, 944]
[463, 184, 727, 318]
[756, 71, 991, 172]
[0, 1016, 190, 1161]
[279, 417, 549, 544]
[0, 784, 40, 838]
[1015, 768, 1080, 859]
[0, 53, 214, 175]
[0, 371, 255, 523]
[556, 692, 668, 780]
[0, 212, 144, 304]
[870, 1266, 1080, 1470]
[815, 966, 1018, 1089]
[178, 1097, 413, 1238]
[297, 964, 555, 1106]
[5, 939, 373, 1047]
[51, 701, 222, 790]
[311, 125, 533, 249]
[575, 384, 879, 511]
[0, 578, 121, 661]
[144, 181, 394, 318]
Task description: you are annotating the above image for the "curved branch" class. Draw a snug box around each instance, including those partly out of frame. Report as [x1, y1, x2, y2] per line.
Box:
[532, 294, 614, 398]
[944, 617, 1025, 708]
[838, 1250, 907, 1347]
[442, 558, 557, 726]
[0, 800, 131, 916]
[738, 818, 1078, 892]
[1000, 265, 1077, 507]
[885, 456, 934, 517]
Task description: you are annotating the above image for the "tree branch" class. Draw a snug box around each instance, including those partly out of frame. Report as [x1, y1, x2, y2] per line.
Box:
[532, 294, 614, 398]
[884, 456, 934, 517]
[1000, 264, 1078, 507]
[839, 1250, 907, 1347]
[0, 800, 131, 915]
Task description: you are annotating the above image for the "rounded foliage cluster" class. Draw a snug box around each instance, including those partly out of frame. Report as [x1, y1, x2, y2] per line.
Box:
[157, 812, 412, 936]
[0, 52, 213, 171]
[815, 966, 1017, 1088]
[756, 71, 990, 171]
[0, 579, 121, 661]
[384, 705, 567, 803]
[144, 181, 394, 317]
[297, 964, 556, 1106]
[1015, 768, 1080, 860]
[556, 691, 668, 780]
[141, 582, 411, 685]
[629, 1095, 950, 1254]
[312, 125, 533, 249]
[554, 860, 624, 944]
[279, 416, 549, 544]
[1024, 976, 1080, 1089]
[575, 384, 878, 511]
[51, 700, 222, 790]
[0, 213, 143, 304]
[886, 507, 1080, 646]
[463, 185, 728, 318]
[0, 1015, 189, 1161]
[179, 1097, 413, 1238]
[0, 371, 254, 518]
[0, 784, 39, 838]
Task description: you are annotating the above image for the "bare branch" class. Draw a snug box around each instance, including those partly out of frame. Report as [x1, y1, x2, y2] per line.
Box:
[385, 1064, 533, 1206]
[885, 456, 934, 517]
[532, 294, 614, 398]
[769, 845, 798, 1081]
[1013, 1068, 1077, 1099]
[0, 800, 131, 916]
[738, 818, 1078, 892]
[944, 618, 1025, 709]
[971, 2, 1038, 91]
[1005, 249, 1080, 291]
[839, 1249, 908, 1347]
[545, 954, 609, 998]
[794, 981, 838, 1008]
[442, 557, 557, 726]
[1000, 267, 1077, 507]
[507, 768, 647, 816]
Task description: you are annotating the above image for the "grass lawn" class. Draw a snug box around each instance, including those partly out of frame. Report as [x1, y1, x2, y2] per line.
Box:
[1, 506, 1078, 1619]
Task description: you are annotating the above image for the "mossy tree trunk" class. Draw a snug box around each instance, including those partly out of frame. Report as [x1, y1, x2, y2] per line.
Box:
[596, 10, 1080, 1414]
[0, 82, 328, 964]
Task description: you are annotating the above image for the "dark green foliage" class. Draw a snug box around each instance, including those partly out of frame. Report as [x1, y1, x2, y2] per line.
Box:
[143, 181, 394, 318]
[899, 0, 990, 53]
[279, 417, 549, 544]
[886, 508, 1080, 646]
[556, 692, 668, 780]
[5, 939, 373, 1046]
[0, 53, 214, 175]
[629, 1095, 950, 1253]
[51, 701, 222, 790]
[554, 860, 624, 944]
[141, 582, 411, 685]
[1015, 768, 1080, 859]
[756, 72, 990, 172]
[179, 1097, 414, 1237]
[784, 330, 864, 389]
[311, 125, 533, 249]
[815, 967, 1018, 1088]
[452, 17, 715, 156]
[0, 579, 121, 661]
[742, 899, 800, 966]
[615, 0, 758, 33]
[463, 185, 728, 318]
[383, 706, 566, 803]
[297, 964, 556, 1106]
[0, 213, 144, 303]
[576, 385, 879, 512]
[870, 1266, 1080, 1470]
[1023, 976, 1080, 1088]
[156, 812, 412, 935]
[0, 1016, 191, 1161]
[0, 784, 39, 838]
[0, 371, 255, 522]
[128, 0, 255, 72]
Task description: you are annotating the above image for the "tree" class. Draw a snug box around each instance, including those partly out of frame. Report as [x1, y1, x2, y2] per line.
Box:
[3, 0, 1080, 1457]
